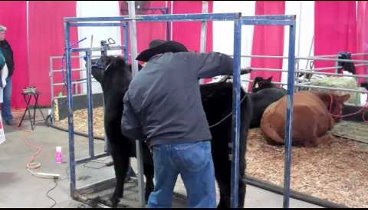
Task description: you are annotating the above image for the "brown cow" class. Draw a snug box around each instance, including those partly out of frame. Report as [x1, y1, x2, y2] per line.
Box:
[260, 91, 350, 147]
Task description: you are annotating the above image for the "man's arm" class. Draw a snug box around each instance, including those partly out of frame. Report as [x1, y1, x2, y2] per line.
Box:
[192, 52, 234, 78]
[121, 92, 145, 140]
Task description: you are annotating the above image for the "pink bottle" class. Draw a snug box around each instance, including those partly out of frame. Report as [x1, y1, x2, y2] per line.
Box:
[55, 146, 63, 164]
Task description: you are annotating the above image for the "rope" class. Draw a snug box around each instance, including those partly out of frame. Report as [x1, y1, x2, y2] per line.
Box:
[208, 94, 247, 128]
[328, 94, 368, 123]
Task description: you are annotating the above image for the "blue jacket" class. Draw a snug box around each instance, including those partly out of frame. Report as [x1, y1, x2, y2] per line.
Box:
[121, 51, 234, 147]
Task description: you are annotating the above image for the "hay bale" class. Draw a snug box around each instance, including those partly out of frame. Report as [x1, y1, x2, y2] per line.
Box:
[310, 76, 360, 105]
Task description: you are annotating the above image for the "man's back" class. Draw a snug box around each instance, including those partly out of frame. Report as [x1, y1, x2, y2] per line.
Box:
[127, 52, 211, 147]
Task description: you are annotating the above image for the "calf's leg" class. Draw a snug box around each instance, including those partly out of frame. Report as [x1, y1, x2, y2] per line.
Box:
[110, 147, 130, 207]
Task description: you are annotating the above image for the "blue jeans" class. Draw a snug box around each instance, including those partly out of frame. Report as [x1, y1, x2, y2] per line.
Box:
[2, 76, 13, 121]
[147, 140, 216, 208]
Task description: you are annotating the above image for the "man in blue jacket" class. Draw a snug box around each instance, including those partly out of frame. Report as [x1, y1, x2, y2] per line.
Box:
[121, 40, 236, 208]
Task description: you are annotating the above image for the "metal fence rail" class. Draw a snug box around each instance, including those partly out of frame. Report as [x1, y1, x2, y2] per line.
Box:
[63, 9, 366, 208]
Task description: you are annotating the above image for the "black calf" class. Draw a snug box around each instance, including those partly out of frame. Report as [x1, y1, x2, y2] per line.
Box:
[252, 76, 275, 93]
[337, 52, 356, 74]
[200, 81, 252, 208]
[249, 87, 287, 128]
[91, 56, 153, 207]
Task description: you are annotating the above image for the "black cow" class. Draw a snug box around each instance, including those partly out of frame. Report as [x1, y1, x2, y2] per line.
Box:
[91, 56, 154, 207]
[361, 82, 368, 91]
[337, 52, 356, 75]
[249, 87, 287, 128]
[248, 76, 287, 128]
[91, 55, 253, 208]
[200, 80, 252, 208]
[251, 76, 275, 93]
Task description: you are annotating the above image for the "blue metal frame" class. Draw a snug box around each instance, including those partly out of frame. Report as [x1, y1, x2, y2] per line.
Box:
[85, 49, 95, 159]
[237, 14, 296, 208]
[64, 21, 129, 198]
[64, 12, 296, 208]
[231, 18, 242, 207]
[64, 12, 242, 205]
[284, 21, 296, 208]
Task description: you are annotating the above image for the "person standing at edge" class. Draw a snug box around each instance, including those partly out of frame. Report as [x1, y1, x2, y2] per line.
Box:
[0, 25, 15, 126]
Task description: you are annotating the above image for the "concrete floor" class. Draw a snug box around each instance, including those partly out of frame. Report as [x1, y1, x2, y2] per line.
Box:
[0, 111, 322, 208]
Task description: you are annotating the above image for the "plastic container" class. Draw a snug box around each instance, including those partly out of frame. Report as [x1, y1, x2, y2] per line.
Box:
[55, 146, 63, 164]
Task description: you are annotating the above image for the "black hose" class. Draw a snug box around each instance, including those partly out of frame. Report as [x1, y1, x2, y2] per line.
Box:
[244, 176, 347, 208]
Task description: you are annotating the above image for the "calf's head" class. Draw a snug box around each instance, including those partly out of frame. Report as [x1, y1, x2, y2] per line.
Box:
[90, 56, 139, 92]
[314, 92, 350, 122]
[252, 76, 274, 93]
[337, 52, 356, 74]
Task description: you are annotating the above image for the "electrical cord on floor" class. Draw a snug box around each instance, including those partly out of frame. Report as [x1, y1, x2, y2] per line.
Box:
[16, 127, 61, 207]
[46, 177, 58, 208]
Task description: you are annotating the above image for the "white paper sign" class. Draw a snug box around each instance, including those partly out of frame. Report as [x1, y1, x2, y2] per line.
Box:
[0, 114, 6, 144]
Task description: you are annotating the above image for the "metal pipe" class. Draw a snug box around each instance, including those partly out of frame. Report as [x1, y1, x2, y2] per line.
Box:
[52, 68, 89, 73]
[170, 1, 174, 41]
[246, 67, 368, 78]
[64, 21, 77, 199]
[71, 46, 125, 53]
[242, 80, 367, 94]
[64, 12, 242, 22]
[295, 84, 368, 94]
[241, 19, 295, 26]
[49, 56, 55, 124]
[199, 1, 208, 85]
[70, 22, 126, 27]
[238, 54, 368, 64]
[283, 22, 296, 208]
[123, 23, 129, 62]
[165, 8, 170, 41]
[241, 15, 296, 20]
[51, 55, 79, 59]
[52, 80, 99, 87]
[128, 1, 145, 207]
[200, 1, 208, 53]
[85, 50, 95, 159]
[295, 70, 368, 78]
[230, 18, 242, 208]
[298, 66, 342, 71]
